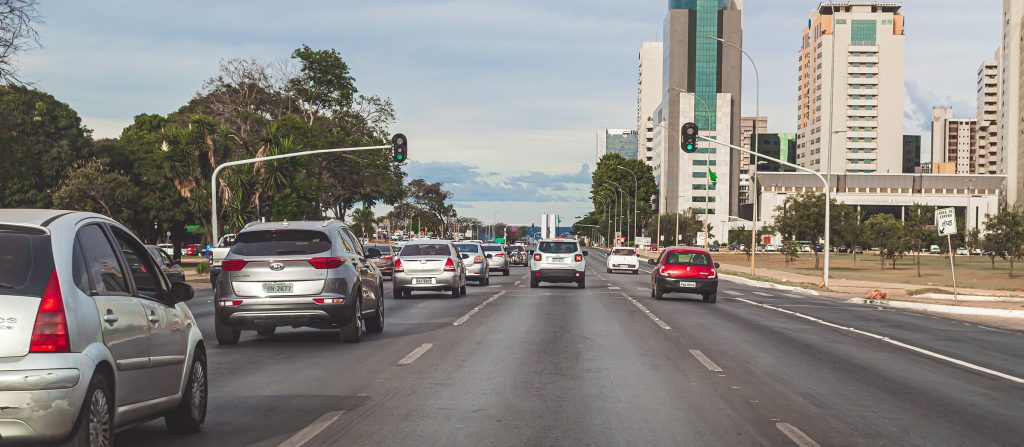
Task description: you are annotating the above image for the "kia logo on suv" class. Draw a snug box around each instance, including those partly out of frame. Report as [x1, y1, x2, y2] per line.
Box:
[269, 262, 285, 271]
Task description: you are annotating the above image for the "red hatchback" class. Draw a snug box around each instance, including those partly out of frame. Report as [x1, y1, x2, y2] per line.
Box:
[647, 247, 719, 302]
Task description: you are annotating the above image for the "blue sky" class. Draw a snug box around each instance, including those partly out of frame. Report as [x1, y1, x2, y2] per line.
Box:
[21, 0, 1001, 225]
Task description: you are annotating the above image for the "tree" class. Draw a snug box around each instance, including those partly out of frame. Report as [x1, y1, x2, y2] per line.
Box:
[646, 211, 703, 247]
[904, 204, 935, 277]
[771, 192, 839, 270]
[0, 85, 93, 208]
[984, 207, 1024, 277]
[591, 153, 658, 239]
[52, 159, 138, 224]
[350, 206, 376, 238]
[0, 0, 41, 84]
[780, 240, 800, 265]
[287, 45, 357, 122]
[864, 214, 907, 270]
[832, 203, 864, 264]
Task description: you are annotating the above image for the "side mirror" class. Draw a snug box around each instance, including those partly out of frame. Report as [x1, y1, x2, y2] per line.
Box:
[647, 259, 656, 266]
[582, 250, 589, 257]
[714, 262, 720, 269]
[170, 282, 194, 303]
[486, 254, 493, 259]
[366, 247, 382, 259]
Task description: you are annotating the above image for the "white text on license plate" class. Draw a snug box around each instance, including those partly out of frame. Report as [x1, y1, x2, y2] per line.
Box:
[678, 281, 696, 288]
[414, 278, 434, 285]
[263, 283, 294, 293]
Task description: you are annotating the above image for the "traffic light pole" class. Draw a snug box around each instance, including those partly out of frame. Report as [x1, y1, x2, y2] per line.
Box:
[210, 144, 390, 243]
[698, 136, 831, 289]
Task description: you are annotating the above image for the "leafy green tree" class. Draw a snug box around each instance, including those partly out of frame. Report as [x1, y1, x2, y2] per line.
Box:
[288, 45, 357, 121]
[591, 153, 658, 239]
[0, 85, 93, 208]
[52, 159, 138, 223]
[904, 203, 935, 277]
[780, 240, 800, 265]
[864, 214, 907, 270]
[771, 192, 841, 270]
[645, 211, 703, 247]
[984, 207, 1024, 277]
[832, 203, 864, 264]
[350, 206, 376, 238]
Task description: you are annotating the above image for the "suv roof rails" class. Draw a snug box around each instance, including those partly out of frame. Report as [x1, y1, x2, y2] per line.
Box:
[243, 221, 262, 229]
[321, 219, 341, 227]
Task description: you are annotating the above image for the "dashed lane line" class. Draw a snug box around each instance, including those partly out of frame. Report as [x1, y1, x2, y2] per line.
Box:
[753, 291, 772, 297]
[688, 349, 724, 372]
[776, 423, 821, 447]
[620, 292, 671, 330]
[277, 411, 346, 447]
[733, 297, 1024, 385]
[453, 291, 506, 326]
[724, 290, 742, 296]
[397, 343, 434, 366]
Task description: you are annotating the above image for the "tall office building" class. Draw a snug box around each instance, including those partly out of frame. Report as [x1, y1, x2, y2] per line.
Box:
[902, 135, 921, 174]
[738, 116, 768, 203]
[976, 50, 1001, 175]
[931, 107, 978, 175]
[660, 0, 743, 242]
[596, 128, 639, 159]
[753, 133, 798, 173]
[1001, 0, 1024, 204]
[797, 2, 906, 174]
[638, 41, 664, 167]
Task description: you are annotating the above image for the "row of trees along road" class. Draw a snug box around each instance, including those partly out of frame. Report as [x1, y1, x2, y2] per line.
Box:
[768, 193, 1024, 277]
[0, 45, 449, 253]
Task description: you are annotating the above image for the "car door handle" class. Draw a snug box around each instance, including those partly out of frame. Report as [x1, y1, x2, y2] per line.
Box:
[103, 310, 118, 325]
[148, 311, 160, 324]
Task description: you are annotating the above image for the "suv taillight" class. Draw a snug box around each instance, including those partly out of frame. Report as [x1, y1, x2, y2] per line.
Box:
[221, 259, 248, 271]
[309, 257, 344, 269]
[533, 253, 542, 262]
[394, 258, 404, 272]
[444, 258, 456, 272]
[575, 254, 583, 262]
[495, 253, 504, 257]
[30, 271, 70, 353]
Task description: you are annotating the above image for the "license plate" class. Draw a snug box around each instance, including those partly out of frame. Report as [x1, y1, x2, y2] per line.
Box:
[414, 278, 434, 285]
[262, 282, 293, 293]
[678, 281, 696, 288]
[552, 257, 566, 263]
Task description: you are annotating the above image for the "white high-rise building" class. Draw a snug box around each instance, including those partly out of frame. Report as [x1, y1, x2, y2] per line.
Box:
[930, 107, 978, 175]
[1000, 0, 1024, 205]
[637, 41, 663, 167]
[797, 2, 906, 174]
[976, 49, 1001, 175]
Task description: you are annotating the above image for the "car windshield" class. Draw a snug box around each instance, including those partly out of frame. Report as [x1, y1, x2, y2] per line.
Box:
[230, 230, 333, 256]
[482, 245, 502, 252]
[538, 242, 578, 254]
[454, 244, 479, 253]
[664, 252, 711, 267]
[612, 248, 636, 256]
[399, 243, 452, 257]
[367, 245, 392, 254]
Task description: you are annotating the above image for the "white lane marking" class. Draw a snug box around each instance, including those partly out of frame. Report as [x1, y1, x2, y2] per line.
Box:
[734, 298, 1024, 385]
[783, 293, 802, 298]
[453, 291, 506, 326]
[397, 343, 434, 366]
[514, 281, 520, 286]
[724, 290, 742, 296]
[753, 291, 772, 297]
[277, 410, 346, 447]
[776, 422, 821, 447]
[608, 286, 621, 290]
[689, 349, 724, 372]
[620, 293, 671, 330]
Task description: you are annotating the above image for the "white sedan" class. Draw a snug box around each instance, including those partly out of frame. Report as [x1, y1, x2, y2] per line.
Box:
[606, 246, 640, 275]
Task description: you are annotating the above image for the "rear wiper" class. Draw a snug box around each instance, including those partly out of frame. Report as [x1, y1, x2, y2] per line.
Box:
[0, 283, 14, 289]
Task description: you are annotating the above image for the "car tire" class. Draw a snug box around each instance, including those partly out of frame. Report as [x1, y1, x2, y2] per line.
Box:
[402, 289, 412, 297]
[460, 284, 467, 295]
[215, 318, 240, 345]
[577, 278, 586, 289]
[393, 287, 403, 299]
[256, 327, 276, 336]
[654, 284, 664, 300]
[530, 278, 538, 288]
[340, 296, 363, 343]
[450, 286, 461, 298]
[633, 270, 639, 275]
[64, 372, 113, 447]
[484, 277, 490, 286]
[365, 298, 384, 334]
[703, 292, 718, 303]
[165, 349, 208, 435]
[503, 268, 509, 276]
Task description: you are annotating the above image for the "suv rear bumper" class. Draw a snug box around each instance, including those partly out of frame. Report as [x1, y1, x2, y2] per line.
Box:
[533, 269, 585, 283]
[655, 276, 718, 294]
[216, 298, 354, 329]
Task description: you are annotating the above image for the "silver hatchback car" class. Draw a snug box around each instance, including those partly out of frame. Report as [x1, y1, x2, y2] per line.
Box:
[0, 210, 206, 445]
[392, 240, 468, 298]
[481, 244, 510, 276]
[214, 220, 385, 344]
[453, 242, 490, 285]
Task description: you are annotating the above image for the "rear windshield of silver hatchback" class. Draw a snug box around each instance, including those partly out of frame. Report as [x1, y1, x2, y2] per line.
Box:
[230, 230, 332, 256]
[399, 244, 452, 257]
[0, 226, 54, 297]
[538, 242, 578, 254]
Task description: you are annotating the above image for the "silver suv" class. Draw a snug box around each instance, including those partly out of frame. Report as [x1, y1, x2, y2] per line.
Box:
[0, 210, 205, 445]
[214, 220, 384, 344]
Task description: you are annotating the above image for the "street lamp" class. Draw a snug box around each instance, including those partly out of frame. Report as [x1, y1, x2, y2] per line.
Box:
[672, 87, 713, 248]
[603, 180, 628, 245]
[710, 35, 763, 276]
[596, 185, 619, 245]
[615, 165, 640, 247]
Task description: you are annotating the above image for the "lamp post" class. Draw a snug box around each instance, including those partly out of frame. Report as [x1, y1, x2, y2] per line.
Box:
[615, 165, 640, 246]
[602, 180, 628, 245]
[594, 191, 613, 247]
[671, 87, 713, 248]
[711, 35, 761, 275]
[597, 185, 619, 245]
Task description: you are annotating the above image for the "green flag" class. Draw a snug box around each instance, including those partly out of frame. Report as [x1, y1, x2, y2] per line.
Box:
[708, 168, 717, 185]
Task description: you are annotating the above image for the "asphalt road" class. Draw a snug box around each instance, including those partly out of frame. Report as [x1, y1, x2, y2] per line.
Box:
[116, 250, 1024, 446]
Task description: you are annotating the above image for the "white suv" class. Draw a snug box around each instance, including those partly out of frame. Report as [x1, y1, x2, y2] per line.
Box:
[606, 246, 639, 275]
[529, 239, 587, 288]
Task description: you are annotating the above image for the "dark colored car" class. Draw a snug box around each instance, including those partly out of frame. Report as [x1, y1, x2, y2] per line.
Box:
[365, 243, 396, 276]
[147, 244, 186, 283]
[505, 246, 528, 266]
[648, 247, 719, 302]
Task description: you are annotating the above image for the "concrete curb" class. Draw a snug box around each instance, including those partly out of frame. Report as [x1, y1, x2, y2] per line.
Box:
[719, 273, 820, 296]
[848, 298, 1024, 318]
[917, 293, 1024, 303]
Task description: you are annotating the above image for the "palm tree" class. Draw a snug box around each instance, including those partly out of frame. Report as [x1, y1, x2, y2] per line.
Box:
[350, 206, 376, 238]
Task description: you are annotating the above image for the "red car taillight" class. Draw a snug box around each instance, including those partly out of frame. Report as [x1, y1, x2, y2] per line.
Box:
[309, 257, 344, 269]
[30, 271, 70, 353]
[495, 253, 505, 257]
[574, 254, 583, 262]
[383, 255, 394, 261]
[474, 256, 484, 264]
[221, 259, 248, 271]
[533, 254, 542, 262]
[658, 266, 668, 276]
[444, 258, 456, 272]
[394, 258, 404, 272]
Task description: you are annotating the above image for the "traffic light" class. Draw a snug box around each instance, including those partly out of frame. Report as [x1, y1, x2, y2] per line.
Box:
[681, 122, 699, 153]
[259, 192, 272, 219]
[391, 133, 408, 162]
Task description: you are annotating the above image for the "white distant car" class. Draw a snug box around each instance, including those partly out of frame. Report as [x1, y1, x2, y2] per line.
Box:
[606, 246, 640, 275]
[157, 243, 175, 256]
